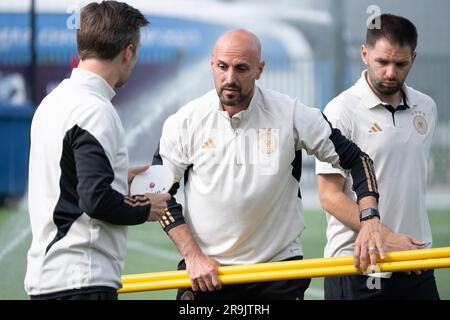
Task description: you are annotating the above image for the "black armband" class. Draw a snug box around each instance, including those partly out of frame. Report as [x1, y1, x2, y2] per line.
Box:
[350, 153, 379, 203]
[159, 202, 185, 232]
[322, 114, 379, 203]
[158, 182, 186, 232]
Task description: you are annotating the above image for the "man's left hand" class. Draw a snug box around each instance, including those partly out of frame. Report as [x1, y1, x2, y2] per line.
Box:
[128, 164, 150, 194]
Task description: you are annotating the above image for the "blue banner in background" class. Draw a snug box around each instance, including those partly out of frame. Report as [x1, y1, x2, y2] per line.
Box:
[0, 10, 293, 111]
[0, 13, 31, 64]
[0, 12, 289, 65]
[0, 13, 227, 65]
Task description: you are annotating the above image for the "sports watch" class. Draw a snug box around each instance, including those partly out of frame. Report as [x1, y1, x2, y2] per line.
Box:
[359, 208, 380, 222]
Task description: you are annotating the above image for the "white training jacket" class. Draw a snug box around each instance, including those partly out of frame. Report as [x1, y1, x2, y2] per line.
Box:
[25, 68, 151, 297]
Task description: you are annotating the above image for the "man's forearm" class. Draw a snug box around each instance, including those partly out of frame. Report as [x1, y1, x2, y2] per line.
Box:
[320, 188, 361, 232]
[167, 223, 222, 292]
[167, 224, 204, 259]
[318, 174, 384, 272]
[358, 195, 378, 211]
[321, 188, 395, 237]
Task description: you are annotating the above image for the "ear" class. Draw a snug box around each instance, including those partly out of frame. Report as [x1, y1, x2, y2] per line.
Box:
[123, 44, 134, 62]
[255, 60, 265, 80]
[210, 54, 215, 70]
[361, 44, 368, 65]
[411, 51, 417, 64]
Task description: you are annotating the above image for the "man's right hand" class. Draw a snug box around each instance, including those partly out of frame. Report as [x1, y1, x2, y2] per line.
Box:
[144, 192, 171, 221]
[166, 224, 223, 292]
[383, 226, 426, 252]
[185, 252, 222, 292]
[383, 226, 426, 275]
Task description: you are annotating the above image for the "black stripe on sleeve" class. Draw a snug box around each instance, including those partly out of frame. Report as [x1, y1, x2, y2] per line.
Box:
[70, 125, 150, 224]
[321, 114, 379, 203]
[291, 150, 303, 198]
[46, 125, 150, 253]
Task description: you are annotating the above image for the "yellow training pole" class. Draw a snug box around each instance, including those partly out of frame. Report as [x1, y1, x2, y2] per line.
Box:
[121, 256, 355, 284]
[118, 257, 450, 294]
[121, 247, 450, 285]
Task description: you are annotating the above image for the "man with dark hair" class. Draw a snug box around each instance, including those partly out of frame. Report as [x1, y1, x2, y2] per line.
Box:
[154, 28, 385, 300]
[25, 1, 170, 300]
[316, 13, 440, 300]
[366, 13, 417, 51]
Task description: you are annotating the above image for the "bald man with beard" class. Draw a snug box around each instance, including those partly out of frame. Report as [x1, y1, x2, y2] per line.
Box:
[153, 29, 385, 300]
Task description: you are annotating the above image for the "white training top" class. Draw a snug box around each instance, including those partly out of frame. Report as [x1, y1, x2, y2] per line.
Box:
[159, 86, 377, 265]
[316, 70, 437, 258]
[25, 68, 150, 296]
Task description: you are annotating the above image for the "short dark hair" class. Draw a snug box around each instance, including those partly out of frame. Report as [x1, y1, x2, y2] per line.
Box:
[366, 14, 417, 51]
[77, 1, 149, 60]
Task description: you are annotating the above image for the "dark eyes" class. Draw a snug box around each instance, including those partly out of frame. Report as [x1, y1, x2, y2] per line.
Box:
[217, 63, 248, 72]
[378, 60, 407, 67]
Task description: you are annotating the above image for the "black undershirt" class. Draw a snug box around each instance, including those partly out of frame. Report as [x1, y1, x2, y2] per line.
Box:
[381, 90, 409, 126]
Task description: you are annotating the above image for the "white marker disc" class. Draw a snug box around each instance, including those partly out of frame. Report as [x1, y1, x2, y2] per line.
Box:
[130, 165, 175, 195]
